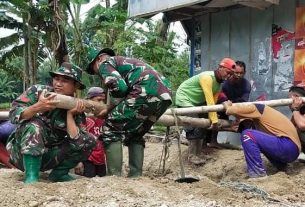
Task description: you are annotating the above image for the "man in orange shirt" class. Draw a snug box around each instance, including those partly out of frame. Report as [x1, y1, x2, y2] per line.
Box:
[223, 101, 301, 178]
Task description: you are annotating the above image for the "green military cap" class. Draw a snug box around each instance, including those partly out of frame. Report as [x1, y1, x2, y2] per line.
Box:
[86, 47, 115, 75]
[49, 62, 86, 90]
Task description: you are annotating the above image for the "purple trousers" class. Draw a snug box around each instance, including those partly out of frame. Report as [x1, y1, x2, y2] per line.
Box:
[0, 121, 16, 143]
[241, 129, 299, 177]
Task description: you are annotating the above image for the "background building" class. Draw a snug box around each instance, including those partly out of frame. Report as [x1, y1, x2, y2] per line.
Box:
[128, 0, 305, 106]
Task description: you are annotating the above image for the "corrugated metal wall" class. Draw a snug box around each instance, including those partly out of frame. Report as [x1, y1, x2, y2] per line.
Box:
[192, 0, 305, 114]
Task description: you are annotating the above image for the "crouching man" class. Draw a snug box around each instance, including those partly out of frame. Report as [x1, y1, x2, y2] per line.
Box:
[223, 101, 301, 178]
[6, 62, 96, 184]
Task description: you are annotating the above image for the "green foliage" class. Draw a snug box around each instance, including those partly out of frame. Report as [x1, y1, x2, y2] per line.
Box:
[71, 0, 90, 5]
[0, 33, 20, 50]
[80, 4, 189, 100]
[0, 0, 190, 101]
[4, 55, 24, 80]
[165, 51, 190, 91]
[36, 60, 55, 86]
[0, 8, 23, 30]
[0, 102, 11, 109]
[152, 123, 167, 134]
[0, 71, 19, 102]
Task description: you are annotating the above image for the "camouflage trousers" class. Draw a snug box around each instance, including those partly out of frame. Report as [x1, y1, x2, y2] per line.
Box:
[6, 118, 96, 171]
[102, 99, 172, 147]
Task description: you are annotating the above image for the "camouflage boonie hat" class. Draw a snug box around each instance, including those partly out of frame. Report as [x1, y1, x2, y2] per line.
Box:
[49, 62, 86, 90]
[86, 47, 115, 75]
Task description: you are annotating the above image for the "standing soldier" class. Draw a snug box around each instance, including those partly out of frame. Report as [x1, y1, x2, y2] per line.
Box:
[7, 62, 96, 183]
[86, 48, 172, 177]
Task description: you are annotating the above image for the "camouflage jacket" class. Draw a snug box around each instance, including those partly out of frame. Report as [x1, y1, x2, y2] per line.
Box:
[98, 56, 172, 105]
[9, 84, 90, 147]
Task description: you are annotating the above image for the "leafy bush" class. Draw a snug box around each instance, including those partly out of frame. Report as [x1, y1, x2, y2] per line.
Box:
[0, 102, 11, 109]
[0, 72, 19, 102]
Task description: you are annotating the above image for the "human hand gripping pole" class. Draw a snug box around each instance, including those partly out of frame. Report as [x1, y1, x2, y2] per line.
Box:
[207, 100, 233, 130]
[42, 90, 109, 116]
[37, 91, 60, 113]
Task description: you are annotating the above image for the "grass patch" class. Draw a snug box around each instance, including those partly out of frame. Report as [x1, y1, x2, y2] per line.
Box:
[0, 102, 11, 110]
[152, 123, 167, 133]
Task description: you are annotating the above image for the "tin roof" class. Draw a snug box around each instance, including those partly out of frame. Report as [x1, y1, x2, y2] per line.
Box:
[128, 0, 279, 21]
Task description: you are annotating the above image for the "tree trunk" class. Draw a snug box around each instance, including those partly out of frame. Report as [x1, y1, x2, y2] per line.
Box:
[105, 0, 110, 8]
[22, 16, 30, 90]
[49, 0, 69, 65]
[67, 2, 84, 66]
[27, 0, 35, 86]
[156, 18, 169, 46]
[118, 0, 128, 10]
[27, 25, 34, 86]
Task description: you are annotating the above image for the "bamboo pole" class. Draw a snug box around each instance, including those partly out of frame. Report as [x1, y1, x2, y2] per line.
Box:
[44, 92, 108, 115]
[1, 97, 300, 128]
[0, 111, 231, 129]
[0, 92, 109, 120]
[0, 111, 9, 120]
[164, 97, 305, 115]
[157, 114, 232, 128]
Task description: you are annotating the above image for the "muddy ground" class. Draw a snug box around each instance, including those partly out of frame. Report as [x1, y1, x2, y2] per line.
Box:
[1, 136, 305, 207]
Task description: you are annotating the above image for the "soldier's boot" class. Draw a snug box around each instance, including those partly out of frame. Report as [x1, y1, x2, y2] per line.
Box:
[188, 139, 205, 165]
[128, 143, 144, 177]
[23, 154, 42, 184]
[48, 159, 78, 182]
[105, 141, 123, 176]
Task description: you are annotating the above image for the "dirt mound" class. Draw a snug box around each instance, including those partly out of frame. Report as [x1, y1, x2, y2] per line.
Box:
[1, 141, 305, 207]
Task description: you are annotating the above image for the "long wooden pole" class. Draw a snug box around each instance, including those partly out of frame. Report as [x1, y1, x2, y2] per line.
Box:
[44, 92, 108, 115]
[0, 110, 230, 129]
[0, 92, 109, 120]
[157, 114, 232, 128]
[1, 97, 300, 128]
[0, 111, 9, 120]
[164, 97, 304, 115]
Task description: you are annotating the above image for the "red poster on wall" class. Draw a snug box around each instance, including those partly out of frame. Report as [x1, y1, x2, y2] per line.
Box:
[272, 24, 294, 92]
[294, 7, 305, 86]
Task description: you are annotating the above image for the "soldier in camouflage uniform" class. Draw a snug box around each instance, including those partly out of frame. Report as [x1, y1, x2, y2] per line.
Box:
[7, 62, 96, 184]
[86, 48, 172, 177]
